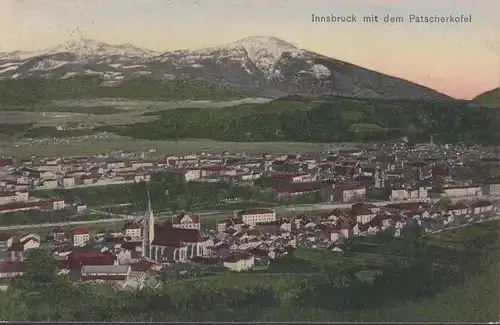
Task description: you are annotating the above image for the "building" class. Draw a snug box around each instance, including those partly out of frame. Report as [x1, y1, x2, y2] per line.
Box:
[442, 186, 481, 198]
[332, 184, 366, 203]
[172, 213, 201, 230]
[80, 264, 130, 281]
[390, 187, 428, 201]
[0, 261, 25, 278]
[482, 181, 500, 195]
[62, 177, 75, 189]
[0, 191, 28, 206]
[142, 189, 208, 263]
[236, 208, 277, 226]
[52, 228, 66, 242]
[72, 228, 90, 247]
[223, 254, 255, 272]
[124, 221, 141, 240]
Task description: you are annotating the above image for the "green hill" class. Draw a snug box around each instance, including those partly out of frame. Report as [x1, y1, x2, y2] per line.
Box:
[472, 87, 500, 108]
[101, 95, 500, 145]
[0, 76, 241, 105]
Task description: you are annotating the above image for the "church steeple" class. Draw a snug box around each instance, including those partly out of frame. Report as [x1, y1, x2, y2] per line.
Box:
[142, 186, 155, 259]
[147, 187, 155, 245]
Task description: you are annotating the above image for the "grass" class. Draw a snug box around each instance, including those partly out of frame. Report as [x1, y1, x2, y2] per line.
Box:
[0, 138, 332, 157]
[422, 220, 499, 250]
[3, 105, 123, 115]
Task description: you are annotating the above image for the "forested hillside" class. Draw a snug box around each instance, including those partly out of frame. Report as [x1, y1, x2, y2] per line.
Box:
[102, 96, 500, 145]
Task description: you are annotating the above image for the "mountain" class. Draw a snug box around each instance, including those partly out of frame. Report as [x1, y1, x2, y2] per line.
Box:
[0, 36, 449, 100]
[472, 87, 500, 108]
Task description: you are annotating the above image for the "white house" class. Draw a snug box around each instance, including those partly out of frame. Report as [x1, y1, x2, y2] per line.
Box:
[72, 228, 90, 247]
[123, 221, 141, 240]
[172, 213, 201, 230]
[236, 208, 276, 226]
[223, 254, 255, 272]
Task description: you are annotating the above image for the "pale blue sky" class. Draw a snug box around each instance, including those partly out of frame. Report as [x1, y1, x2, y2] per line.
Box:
[0, 0, 498, 99]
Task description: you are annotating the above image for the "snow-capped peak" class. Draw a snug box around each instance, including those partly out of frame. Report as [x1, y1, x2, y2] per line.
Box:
[197, 36, 308, 74]
[0, 39, 159, 61]
[49, 38, 159, 57]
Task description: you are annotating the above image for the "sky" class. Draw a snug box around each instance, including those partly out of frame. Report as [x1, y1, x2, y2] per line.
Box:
[0, 0, 499, 99]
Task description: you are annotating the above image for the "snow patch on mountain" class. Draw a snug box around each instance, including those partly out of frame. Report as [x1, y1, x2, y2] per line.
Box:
[310, 64, 331, 78]
[0, 65, 18, 74]
[62, 72, 79, 79]
[30, 60, 68, 71]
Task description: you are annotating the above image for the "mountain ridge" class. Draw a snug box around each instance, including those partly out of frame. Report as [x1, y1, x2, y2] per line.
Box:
[0, 36, 450, 100]
[472, 87, 500, 108]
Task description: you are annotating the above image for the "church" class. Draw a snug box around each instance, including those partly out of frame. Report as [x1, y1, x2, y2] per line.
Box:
[142, 191, 209, 263]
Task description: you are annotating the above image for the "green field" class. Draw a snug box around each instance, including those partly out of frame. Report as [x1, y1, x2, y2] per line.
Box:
[0, 138, 332, 157]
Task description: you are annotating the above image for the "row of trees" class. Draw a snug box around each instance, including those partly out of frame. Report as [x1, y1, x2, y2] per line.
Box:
[32, 171, 329, 216]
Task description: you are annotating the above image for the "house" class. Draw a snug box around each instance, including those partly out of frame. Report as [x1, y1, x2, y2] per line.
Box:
[327, 227, 341, 242]
[236, 208, 277, 226]
[0, 261, 25, 278]
[216, 217, 244, 232]
[0, 191, 28, 206]
[172, 213, 201, 230]
[51, 197, 65, 210]
[223, 254, 255, 272]
[0, 233, 14, 250]
[72, 228, 90, 247]
[80, 264, 130, 281]
[348, 203, 377, 224]
[123, 221, 141, 240]
[471, 200, 493, 214]
[62, 176, 75, 189]
[446, 202, 469, 216]
[52, 228, 66, 242]
[390, 187, 428, 201]
[332, 184, 366, 203]
[75, 204, 87, 214]
[57, 250, 118, 274]
[42, 179, 58, 189]
[442, 186, 482, 198]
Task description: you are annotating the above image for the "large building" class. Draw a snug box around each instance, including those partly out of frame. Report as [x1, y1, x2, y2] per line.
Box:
[172, 213, 201, 230]
[142, 190, 208, 263]
[236, 208, 277, 226]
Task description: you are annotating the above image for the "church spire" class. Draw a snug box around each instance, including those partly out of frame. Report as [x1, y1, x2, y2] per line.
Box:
[147, 187, 155, 245]
[142, 186, 155, 259]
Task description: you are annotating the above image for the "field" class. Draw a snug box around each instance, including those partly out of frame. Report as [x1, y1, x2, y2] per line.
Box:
[1, 98, 272, 128]
[0, 138, 333, 157]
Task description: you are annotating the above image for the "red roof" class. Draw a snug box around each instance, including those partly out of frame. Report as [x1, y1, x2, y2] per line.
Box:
[151, 225, 204, 247]
[202, 166, 230, 172]
[72, 228, 89, 235]
[471, 200, 492, 208]
[0, 261, 25, 273]
[448, 202, 469, 210]
[336, 183, 364, 191]
[123, 221, 141, 230]
[129, 261, 154, 272]
[274, 181, 331, 194]
[237, 208, 274, 216]
[0, 158, 13, 167]
[267, 172, 307, 179]
[172, 213, 200, 224]
[59, 251, 117, 270]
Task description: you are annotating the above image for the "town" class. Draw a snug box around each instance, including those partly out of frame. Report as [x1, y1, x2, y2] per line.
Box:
[0, 138, 499, 292]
